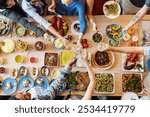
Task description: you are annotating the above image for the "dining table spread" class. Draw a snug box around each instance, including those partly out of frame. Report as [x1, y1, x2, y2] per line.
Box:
[0, 15, 150, 96]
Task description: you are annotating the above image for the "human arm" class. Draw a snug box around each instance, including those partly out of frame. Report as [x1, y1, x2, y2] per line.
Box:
[77, 2, 87, 40]
[80, 49, 96, 100]
[0, 9, 46, 37]
[97, 43, 145, 55]
[125, 5, 150, 30]
[42, 56, 77, 99]
[86, 0, 97, 32]
[22, 2, 68, 44]
[48, 0, 56, 11]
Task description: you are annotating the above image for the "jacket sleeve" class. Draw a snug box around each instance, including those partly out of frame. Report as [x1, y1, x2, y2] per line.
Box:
[22, 3, 51, 30]
[0, 9, 45, 36]
[77, 2, 87, 34]
[37, 65, 72, 100]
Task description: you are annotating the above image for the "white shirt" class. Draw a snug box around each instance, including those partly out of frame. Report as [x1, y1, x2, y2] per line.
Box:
[22, 0, 51, 30]
[144, 46, 150, 56]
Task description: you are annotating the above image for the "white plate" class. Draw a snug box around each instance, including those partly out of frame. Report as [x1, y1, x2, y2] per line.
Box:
[71, 20, 80, 35]
[122, 53, 144, 72]
[103, 1, 121, 19]
[92, 51, 115, 70]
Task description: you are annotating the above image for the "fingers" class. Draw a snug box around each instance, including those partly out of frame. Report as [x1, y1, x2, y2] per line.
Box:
[93, 23, 97, 32]
[48, 4, 56, 12]
[143, 88, 150, 95]
[97, 42, 107, 51]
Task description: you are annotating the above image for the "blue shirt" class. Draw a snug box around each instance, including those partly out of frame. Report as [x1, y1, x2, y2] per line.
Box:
[55, 0, 87, 34]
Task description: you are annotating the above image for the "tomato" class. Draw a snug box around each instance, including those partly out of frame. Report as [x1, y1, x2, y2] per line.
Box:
[81, 39, 87, 43]
[82, 43, 89, 48]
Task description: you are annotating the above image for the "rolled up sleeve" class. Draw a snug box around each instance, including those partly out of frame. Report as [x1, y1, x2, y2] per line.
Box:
[77, 2, 87, 34]
[0, 9, 45, 36]
[22, 2, 51, 30]
[146, 0, 150, 7]
[144, 47, 150, 56]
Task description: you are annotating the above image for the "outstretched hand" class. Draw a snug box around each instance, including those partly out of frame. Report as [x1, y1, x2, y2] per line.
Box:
[97, 42, 110, 52]
[68, 55, 77, 67]
[48, 2, 56, 12]
[79, 49, 88, 62]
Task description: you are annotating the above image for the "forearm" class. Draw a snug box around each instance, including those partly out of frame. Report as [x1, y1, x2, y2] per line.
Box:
[78, 33, 83, 40]
[84, 60, 96, 83]
[46, 65, 72, 99]
[48, 26, 65, 41]
[110, 46, 144, 54]
[126, 5, 149, 29]
[86, 0, 94, 15]
[82, 60, 96, 100]
[1, 9, 45, 36]
[51, 0, 56, 4]
[86, 0, 94, 22]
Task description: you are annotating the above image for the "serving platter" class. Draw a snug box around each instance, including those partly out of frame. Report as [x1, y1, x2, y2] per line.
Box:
[48, 16, 68, 36]
[122, 53, 144, 72]
[122, 73, 143, 94]
[92, 51, 115, 70]
[44, 53, 58, 67]
[94, 73, 115, 94]
[60, 51, 74, 66]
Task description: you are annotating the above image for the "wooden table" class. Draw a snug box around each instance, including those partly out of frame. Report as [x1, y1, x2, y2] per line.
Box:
[0, 15, 150, 96]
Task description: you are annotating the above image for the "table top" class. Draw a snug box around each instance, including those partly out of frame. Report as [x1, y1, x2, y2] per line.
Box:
[0, 15, 150, 96]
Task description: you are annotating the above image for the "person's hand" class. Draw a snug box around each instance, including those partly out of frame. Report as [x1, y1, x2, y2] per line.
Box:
[43, 33, 51, 42]
[124, 25, 131, 31]
[68, 55, 77, 67]
[77, 39, 83, 49]
[63, 39, 70, 49]
[48, 2, 56, 12]
[79, 49, 88, 62]
[92, 22, 97, 32]
[97, 42, 110, 51]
